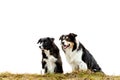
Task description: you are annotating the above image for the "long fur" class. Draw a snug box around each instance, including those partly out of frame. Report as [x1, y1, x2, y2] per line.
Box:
[59, 33, 102, 72]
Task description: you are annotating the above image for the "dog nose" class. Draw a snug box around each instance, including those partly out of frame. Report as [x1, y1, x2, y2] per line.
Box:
[62, 42, 64, 45]
[39, 46, 41, 48]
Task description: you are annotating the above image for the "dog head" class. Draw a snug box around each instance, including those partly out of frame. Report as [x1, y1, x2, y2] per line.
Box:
[37, 37, 54, 50]
[59, 33, 77, 51]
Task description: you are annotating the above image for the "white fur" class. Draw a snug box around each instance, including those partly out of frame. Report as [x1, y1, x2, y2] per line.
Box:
[39, 42, 43, 49]
[41, 69, 45, 75]
[43, 50, 57, 73]
[63, 40, 87, 71]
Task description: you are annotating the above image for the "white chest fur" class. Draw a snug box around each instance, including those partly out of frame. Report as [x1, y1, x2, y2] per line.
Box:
[65, 48, 87, 71]
[43, 50, 57, 73]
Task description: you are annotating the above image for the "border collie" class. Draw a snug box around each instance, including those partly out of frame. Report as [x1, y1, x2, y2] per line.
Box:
[37, 37, 63, 74]
[59, 33, 102, 72]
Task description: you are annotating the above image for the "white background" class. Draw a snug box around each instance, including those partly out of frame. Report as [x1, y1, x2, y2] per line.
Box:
[0, 0, 120, 75]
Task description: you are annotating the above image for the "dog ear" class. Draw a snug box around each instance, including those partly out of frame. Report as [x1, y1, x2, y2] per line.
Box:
[50, 38, 54, 42]
[37, 39, 41, 44]
[47, 37, 54, 42]
[69, 33, 77, 38]
[59, 35, 64, 40]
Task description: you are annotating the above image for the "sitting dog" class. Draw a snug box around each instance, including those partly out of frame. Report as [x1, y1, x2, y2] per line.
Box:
[59, 33, 102, 72]
[37, 37, 63, 74]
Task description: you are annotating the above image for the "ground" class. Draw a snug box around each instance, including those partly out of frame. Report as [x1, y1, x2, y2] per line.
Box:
[0, 71, 120, 80]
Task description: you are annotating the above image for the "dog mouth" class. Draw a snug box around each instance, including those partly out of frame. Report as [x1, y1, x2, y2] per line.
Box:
[63, 44, 70, 49]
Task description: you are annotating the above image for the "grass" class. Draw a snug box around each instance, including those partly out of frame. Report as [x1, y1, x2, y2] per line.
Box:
[0, 71, 120, 80]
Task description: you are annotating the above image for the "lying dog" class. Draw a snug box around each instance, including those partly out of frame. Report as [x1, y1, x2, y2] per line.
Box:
[37, 37, 63, 74]
[59, 33, 102, 72]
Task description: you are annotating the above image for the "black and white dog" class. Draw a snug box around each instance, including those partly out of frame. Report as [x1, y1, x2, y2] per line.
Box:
[37, 37, 63, 74]
[59, 33, 102, 72]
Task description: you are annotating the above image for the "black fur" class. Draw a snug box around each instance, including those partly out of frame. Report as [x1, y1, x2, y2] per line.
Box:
[38, 37, 63, 73]
[79, 43, 102, 72]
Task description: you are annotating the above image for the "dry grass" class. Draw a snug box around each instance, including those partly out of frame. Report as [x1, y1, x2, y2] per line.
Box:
[0, 71, 120, 80]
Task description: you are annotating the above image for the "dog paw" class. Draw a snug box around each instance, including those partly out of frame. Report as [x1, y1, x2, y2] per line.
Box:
[79, 62, 87, 71]
[41, 69, 45, 75]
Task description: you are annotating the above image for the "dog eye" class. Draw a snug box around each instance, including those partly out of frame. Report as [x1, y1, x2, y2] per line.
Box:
[62, 37, 64, 40]
[66, 37, 68, 39]
[66, 37, 70, 40]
